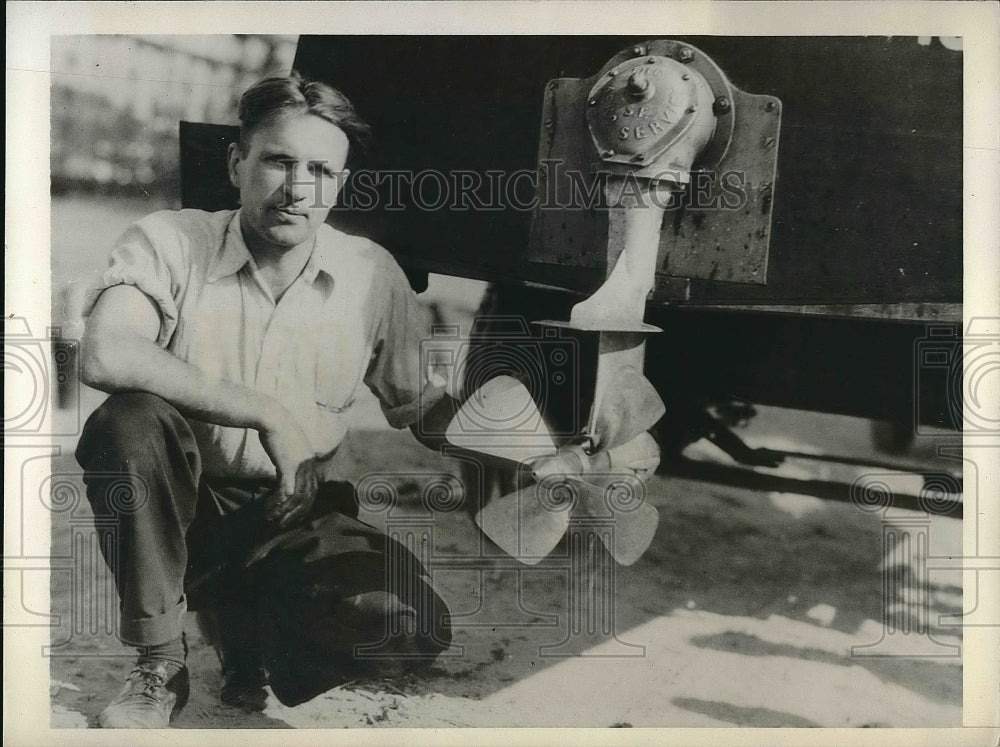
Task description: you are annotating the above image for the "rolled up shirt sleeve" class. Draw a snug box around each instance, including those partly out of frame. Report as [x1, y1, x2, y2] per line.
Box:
[81, 212, 186, 348]
[363, 254, 448, 429]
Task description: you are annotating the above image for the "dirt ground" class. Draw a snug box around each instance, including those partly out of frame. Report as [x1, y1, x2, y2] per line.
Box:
[47, 407, 963, 729]
[45, 196, 963, 729]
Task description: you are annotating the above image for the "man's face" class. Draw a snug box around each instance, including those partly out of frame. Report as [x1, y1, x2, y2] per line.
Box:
[228, 112, 350, 254]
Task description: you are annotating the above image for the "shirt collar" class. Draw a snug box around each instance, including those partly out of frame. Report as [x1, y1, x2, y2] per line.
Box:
[302, 231, 339, 285]
[207, 210, 338, 286]
[206, 211, 253, 282]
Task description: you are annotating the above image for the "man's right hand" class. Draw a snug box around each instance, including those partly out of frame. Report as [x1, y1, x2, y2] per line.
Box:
[259, 407, 320, 527]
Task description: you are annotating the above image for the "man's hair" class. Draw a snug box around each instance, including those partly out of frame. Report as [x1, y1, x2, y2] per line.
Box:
[237, 70, 371, 163]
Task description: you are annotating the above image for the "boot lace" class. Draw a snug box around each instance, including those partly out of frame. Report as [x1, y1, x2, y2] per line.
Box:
[124, 666, 171, 701]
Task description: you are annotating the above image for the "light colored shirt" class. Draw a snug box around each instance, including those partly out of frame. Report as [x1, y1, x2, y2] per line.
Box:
[84, 208, 445, 481]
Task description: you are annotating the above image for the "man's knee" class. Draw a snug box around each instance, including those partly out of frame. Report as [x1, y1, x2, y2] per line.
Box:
[78, 392, 203, 530]
[77, 392, 189, 469]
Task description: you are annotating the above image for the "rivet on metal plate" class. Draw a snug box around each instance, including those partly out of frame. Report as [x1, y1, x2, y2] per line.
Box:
[713, 96, 732, 115]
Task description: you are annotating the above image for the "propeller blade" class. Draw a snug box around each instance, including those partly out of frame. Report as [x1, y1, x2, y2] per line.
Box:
[591, 366, 665, 452]
[567, 474, 660, 566]
[474, 477, 575, 565]
[446, 375, 557, 464]
[601, 500, 659, 566]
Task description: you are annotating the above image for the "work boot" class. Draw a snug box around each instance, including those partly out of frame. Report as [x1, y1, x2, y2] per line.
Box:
[201, 605, 269, 711]
[221, 654, 269, 711]
[98, 661, 190, 728]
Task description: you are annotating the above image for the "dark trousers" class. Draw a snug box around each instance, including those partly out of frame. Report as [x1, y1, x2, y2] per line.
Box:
[76, 392, 452, 703]
[75, 392, 209, 646]
[74, 392, 353, 646]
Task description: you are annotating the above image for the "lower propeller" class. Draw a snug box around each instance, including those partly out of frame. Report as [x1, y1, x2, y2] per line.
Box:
[446, 374, 663, 565]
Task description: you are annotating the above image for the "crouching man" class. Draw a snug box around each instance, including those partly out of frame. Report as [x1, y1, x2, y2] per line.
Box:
[76, 72, 457, 727]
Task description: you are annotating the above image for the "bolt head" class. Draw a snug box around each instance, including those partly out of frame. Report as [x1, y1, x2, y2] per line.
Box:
[678, 47, 694, 62]
[713, 96, 732, 115]
[603, 149, 616, 158]
[765, 101, 777, 112]
[681, 73, 691, 81]
[588, 98, 597, 106]
[627, 70, 651, 96]
[633, 46, 645, 56]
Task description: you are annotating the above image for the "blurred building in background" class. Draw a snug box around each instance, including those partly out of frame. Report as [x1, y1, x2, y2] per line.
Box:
[51, 35, 297, 204]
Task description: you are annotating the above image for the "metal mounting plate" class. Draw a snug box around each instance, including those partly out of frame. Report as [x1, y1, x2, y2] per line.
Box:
[529, 42, 781, 291]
